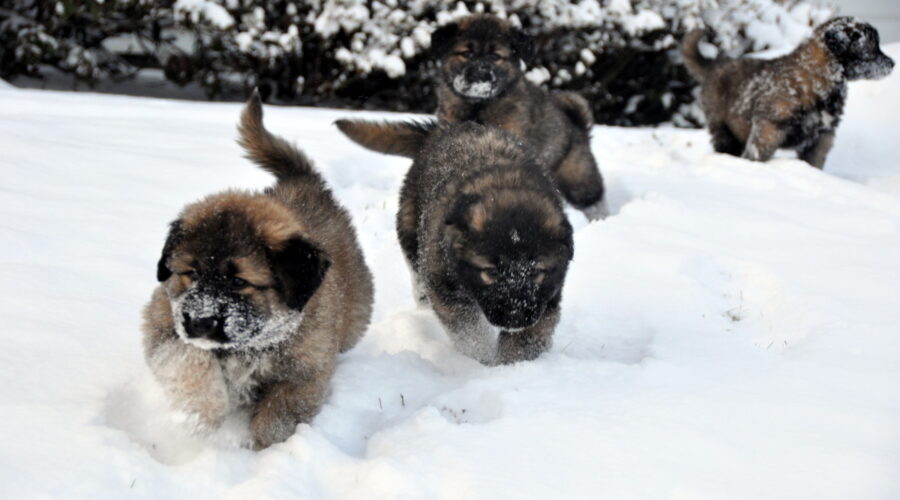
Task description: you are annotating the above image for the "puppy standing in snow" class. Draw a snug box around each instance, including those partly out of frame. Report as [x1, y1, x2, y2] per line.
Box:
[337, 119, 573, 365]
[683, 17, 894, 168]
[143, 92, 373, 449]
[430, 14, 608, 220]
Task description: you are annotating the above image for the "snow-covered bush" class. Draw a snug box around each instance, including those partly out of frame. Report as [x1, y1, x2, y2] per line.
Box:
[0, 0, 833, 125]
[0, 1, 164, 84]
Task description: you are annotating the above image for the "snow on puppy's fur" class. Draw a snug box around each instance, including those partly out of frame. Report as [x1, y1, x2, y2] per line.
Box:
[431, 14, 608, 220]
[682, 17, 894, 168]
[336, 119, 573, 365]
[143, 91, 373, 449]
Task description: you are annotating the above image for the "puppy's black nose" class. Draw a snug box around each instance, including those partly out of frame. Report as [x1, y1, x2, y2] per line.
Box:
[465, 64, 496, 83]
[183, 313, 218, 339]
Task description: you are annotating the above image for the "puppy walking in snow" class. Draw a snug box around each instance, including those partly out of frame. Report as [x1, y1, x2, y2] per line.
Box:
[431, 14, 608, 220]
[337, 119, 573, 365]
[683, 17, 894, 168]
[143, 91, 373, 449]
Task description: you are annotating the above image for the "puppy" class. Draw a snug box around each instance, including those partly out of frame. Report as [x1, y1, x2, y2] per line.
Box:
[683, 17, 894, 168]
[431, 14, 608, 219]
[337, 119, 573, 365]
[143, 91, 373, 449]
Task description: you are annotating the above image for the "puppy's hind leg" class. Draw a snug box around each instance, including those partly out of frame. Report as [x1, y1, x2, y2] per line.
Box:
[742, 118, 785, 163]
[496, 303, 560, 364]
[555, 134, 607, 220]
[799, 131, 835, 169]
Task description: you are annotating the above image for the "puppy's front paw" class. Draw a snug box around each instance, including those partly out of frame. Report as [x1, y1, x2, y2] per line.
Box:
[496, 330, 551, 364]
[249, 408, 300, 450]
[582, 198, 610, 221]
[149, 342, 229, 429]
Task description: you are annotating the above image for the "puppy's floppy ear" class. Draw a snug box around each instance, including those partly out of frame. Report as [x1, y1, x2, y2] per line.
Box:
[431, 23, 459, 57]
[270, 237, 331, 311]
[511, 30, 534, 64]
[822, 17, 858, 57]
[157, 219, 184, 282]
[445, 193, 483, 229]
[824, 26, 851, 57]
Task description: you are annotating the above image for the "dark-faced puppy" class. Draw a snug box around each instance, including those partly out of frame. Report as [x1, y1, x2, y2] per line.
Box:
[143, 92, 373, 449]
[431, 14, 608, 219]
[683, 17, 894, 168]
[337, 119, 573, 365]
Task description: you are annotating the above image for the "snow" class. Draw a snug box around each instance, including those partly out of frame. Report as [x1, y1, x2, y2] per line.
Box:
[1, 44, 900, 499]
[174, 0, 235, 30]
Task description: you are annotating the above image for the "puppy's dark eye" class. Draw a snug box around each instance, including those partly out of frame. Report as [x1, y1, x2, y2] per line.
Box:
[456, 50, 473, 58]
[486, 53, 501, 62]
[231, 277, 250, 289]
[179, 270, 199, 280]
[849, 30, 862, 43]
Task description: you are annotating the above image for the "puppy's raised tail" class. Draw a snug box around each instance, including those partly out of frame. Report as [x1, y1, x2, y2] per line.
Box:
[682, 29, 716, 82]
[335, 119, 436, 158]
[553, 92, 594, 130]
[238, 89, 318, 182]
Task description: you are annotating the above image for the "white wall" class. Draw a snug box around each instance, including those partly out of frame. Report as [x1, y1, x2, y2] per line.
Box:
[830, 0, 900, 42]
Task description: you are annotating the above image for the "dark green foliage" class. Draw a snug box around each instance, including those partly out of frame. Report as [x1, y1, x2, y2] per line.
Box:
[0, 0, 828, 126]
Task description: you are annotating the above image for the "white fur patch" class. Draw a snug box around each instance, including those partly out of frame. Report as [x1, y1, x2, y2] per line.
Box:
[220, 354, 275, 407]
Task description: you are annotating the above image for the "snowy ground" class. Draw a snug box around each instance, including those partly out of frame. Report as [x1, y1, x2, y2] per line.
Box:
[2, 45, 899, 499]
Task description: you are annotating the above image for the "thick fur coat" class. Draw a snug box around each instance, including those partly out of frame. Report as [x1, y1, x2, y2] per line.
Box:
[431, 14, 607, 219]
[337, 119, 573, 365]
[144, 92, 373, 449]
[683, 17, 894, 168]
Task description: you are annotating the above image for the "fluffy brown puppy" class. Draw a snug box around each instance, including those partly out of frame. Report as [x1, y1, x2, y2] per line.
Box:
[143, 91, 373, 449]
[683, 17, 894, 168]
[337, 119, 573, 365]
[431, 14, 607, 219]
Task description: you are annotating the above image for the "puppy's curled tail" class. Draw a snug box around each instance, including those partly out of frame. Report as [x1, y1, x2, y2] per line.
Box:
[682, 29, 716, 82]
[238, 89, 318, 183]
[335, 119, 437, 159]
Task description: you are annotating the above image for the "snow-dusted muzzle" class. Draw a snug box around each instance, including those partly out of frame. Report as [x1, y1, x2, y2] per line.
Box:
[452, 62, 501, 100]
[846, 52, 894, 81]
[170, 284, 302, 351]
[475, 261, 548, 331]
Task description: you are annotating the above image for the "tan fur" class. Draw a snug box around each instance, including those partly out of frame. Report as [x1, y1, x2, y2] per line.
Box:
[180, 192, 306, 250]
[232, 256, 274, 286]
[143, 92, 373, 449]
